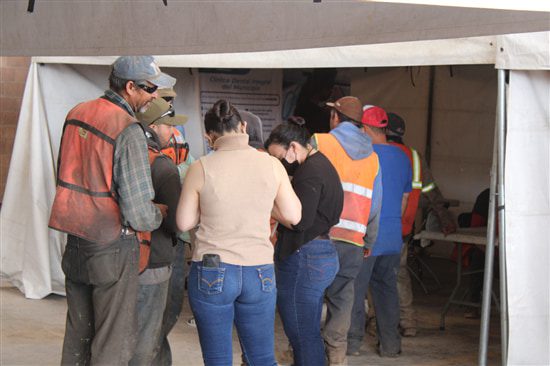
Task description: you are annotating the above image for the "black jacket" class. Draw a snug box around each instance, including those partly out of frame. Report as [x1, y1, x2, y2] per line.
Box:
[145, 127, 182, 268]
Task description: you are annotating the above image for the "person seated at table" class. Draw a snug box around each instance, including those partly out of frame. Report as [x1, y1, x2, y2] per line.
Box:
[452, 188, 492, 318]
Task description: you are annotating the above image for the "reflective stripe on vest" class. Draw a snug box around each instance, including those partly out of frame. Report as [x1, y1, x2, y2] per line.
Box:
[341, 182, 373, 199]
[334, 218, 367, 235]
[314, 133, 379, 247]
[389, 142, 423, 236]
[49, 98, 136, 244]
[422, 182, 436, 193]
[411, 149, 422, 189]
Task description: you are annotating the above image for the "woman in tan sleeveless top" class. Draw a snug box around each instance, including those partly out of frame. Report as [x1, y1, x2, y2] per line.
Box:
[176, 100, 301, 366]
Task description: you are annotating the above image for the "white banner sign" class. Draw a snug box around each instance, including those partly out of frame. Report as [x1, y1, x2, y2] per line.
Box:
[199, 69, 283, 142]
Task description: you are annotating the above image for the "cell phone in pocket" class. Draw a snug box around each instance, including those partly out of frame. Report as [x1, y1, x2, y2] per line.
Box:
[202, 253, 221, 268]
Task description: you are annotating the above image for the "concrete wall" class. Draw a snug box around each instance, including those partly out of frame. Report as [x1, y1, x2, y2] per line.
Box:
[0, 57, 30, 203]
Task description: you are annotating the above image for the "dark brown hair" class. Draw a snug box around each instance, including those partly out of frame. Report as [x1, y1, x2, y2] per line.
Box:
[204, 100, 242, 134]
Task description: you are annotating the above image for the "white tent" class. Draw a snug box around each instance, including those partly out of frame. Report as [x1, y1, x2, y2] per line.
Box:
[0, 2, 549, 364]
[1, 30, 548, 366]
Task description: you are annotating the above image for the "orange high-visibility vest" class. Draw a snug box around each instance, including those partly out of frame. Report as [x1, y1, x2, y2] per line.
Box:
[49, 98, 136, 244]
[161, 128, 189, 165]
[136, 147, 163, 273]
[314, 133, 379, 247]
[390, 142, 423, 236]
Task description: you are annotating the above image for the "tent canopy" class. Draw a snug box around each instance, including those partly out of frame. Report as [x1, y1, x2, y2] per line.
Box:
[31, 31, 549, 70]
[1, 1, 549, 57]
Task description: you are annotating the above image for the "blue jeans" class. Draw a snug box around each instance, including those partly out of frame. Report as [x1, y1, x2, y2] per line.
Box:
[276, 239, 339, 366]
[348, 253, 401, 355]
[188, 261, 277, 366]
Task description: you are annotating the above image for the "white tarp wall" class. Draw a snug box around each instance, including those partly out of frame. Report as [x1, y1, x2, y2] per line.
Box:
[505, 70, 550, 366]
[351, 65, 496, 224]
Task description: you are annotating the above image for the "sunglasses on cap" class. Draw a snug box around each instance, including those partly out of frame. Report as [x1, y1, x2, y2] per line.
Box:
[151, 108, 175, 125]
[136, 83, 158, 94]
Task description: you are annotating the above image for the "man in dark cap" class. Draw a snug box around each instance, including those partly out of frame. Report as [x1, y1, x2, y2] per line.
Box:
[385, 112, 456, 337]
[49, 56, 174, 365]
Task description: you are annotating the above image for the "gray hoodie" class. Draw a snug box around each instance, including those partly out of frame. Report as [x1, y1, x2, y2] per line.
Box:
[318, 121, 383, 248]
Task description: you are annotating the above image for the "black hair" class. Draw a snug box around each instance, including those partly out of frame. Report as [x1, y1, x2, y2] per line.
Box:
[108, 70, 132, 94]
[368, 125, 387, 135]
[204, 99, 242, 134]
[264, 116, 311, 150]
[386, 135, 404, 144]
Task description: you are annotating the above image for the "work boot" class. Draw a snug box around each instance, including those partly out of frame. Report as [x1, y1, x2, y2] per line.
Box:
[377, 343, 401, 358]
[325, 343, 348, 366]
[346, 341, 361, 356]
[399, 325, 417, 337]
[366, 316, 377, 337]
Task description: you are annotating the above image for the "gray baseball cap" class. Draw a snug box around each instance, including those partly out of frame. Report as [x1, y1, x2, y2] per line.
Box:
[112, 56, 176, 89]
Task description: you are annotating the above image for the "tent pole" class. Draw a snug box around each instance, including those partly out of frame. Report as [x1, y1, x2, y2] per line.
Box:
[478, 72, 500, 366]
[425, 66, 435, 164]
[496, 69, 508, 366]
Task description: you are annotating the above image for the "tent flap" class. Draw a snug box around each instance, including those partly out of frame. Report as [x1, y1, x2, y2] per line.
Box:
[2, 1, 549, 57]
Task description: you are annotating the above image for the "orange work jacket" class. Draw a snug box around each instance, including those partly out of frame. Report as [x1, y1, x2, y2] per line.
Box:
[314, 133, 379, 247]
[49, 98, 135, 244]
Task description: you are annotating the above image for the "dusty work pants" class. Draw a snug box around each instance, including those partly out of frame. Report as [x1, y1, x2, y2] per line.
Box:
[152, 241, 188, 366]
[322, 241, 364, 364]
[129, 267, 171, 366]
[397, 238, 416, 330]
[61, 234, 139, 366]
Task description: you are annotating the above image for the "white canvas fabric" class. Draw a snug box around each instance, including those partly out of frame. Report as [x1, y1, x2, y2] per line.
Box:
[505, 70, 550, 366]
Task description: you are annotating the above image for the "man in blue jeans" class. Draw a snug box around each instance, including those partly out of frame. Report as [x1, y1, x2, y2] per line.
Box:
[347, 105, 412, 357]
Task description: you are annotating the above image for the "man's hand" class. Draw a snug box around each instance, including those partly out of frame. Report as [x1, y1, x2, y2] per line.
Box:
[363, 248, 371, 258]
[441, 221, 457, 236]
[155, 203, 168, 218]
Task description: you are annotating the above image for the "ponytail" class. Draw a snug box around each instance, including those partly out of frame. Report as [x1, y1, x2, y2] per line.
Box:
[204, 99, 243, 134]
[264, 116, 311, 150]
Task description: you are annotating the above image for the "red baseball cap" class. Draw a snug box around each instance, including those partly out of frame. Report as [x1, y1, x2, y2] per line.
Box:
[362, 105, 388, 128]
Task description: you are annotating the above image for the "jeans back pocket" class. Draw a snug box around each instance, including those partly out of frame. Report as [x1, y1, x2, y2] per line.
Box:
[61, 245, 79, 281]
[306, 252, 339, 283]
[86, 248, 121, 287]
[257, 265, 275, 293]
[198, 266, 225, 295]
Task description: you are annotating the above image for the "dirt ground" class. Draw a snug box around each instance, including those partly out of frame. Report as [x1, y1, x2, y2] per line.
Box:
[0, 256, 502, 365]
